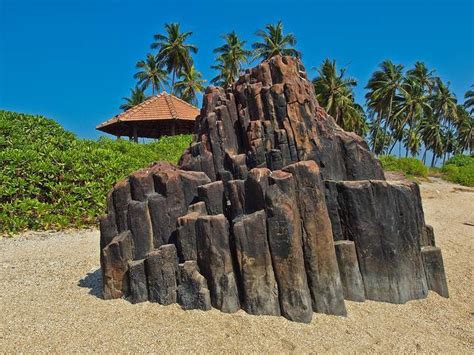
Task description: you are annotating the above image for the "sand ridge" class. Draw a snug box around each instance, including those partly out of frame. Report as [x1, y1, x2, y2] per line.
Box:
[1, 179, 473, 353]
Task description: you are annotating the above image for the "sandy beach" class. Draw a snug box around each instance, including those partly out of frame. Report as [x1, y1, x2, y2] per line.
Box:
[1, 178, 473, 353]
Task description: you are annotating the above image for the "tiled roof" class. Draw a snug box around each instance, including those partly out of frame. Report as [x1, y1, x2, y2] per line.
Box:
[96, 92, 199, 130]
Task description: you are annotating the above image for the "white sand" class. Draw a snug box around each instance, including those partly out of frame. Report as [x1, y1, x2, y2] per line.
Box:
[1, 178, 473, 353]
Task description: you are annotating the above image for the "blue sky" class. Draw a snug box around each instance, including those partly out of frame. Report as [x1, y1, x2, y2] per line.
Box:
[1, 0, 473, 139]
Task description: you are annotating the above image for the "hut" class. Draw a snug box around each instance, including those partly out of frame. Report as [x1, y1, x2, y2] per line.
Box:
[96, 92, 199, 142]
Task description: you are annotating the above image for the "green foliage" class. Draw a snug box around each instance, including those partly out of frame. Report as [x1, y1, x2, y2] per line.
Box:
[441, 155, 474, 187]
[378, 155, 428, 178]
[0, 110, 192, 235]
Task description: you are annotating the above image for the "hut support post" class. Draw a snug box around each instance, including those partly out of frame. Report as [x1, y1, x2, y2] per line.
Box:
[133, 126, 138, 143]
[171, 119, 176, 135]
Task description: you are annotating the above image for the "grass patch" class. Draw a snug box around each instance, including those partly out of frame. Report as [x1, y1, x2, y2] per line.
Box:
[378, 155, 428, 178]
[441, 155, 474, 187]
[0, 110, 192, 236]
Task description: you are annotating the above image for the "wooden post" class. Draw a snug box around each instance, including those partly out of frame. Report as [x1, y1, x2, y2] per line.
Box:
[171, 119, 176, 136]
[133, 126, 138, 143]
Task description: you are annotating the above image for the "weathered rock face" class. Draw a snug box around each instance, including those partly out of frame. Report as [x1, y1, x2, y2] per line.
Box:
[99, 55, 448, 323]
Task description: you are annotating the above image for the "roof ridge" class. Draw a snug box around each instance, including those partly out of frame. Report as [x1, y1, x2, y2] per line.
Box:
[118, 95, 159, 121]
[169, 93, 200, 110]
[164, 92, 178, 119]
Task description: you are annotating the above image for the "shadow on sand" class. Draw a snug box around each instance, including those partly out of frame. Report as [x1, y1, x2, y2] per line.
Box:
[78, 268, 103, 299]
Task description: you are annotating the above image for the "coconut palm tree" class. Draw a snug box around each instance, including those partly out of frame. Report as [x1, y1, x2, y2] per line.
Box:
[394, 77, 431, 157]
[120, 86, 149, 111]
[365, 60, 404, 154]
[406, 61, 435, 93]
[252, 21, 300, 61]
[212, 31, 251, 86]
[369, 121, 394, 154]
[211, 58, 233, 87]
[134, 54, 168, 95]
[431, 77, 458, 125]
[455, 105, 473, 154]
[442, 127, 457, 163]
[402, 128, 422, 157]
[312, 59, 366, 134]
[173, 65, 206, 106]
[464, 85, 474, 114]
[151, 23, 198, 89]
[420, 115, 444, 167]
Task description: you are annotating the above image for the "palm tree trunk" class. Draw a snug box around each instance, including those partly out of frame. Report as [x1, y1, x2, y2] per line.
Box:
[430, 153, 436, 168]
[422, 149, 427, 164]
[381, 94, 394, 153]
[372, 110, 382, 153]
[172, 69, 176, 93]
[388, 139, 397, 155]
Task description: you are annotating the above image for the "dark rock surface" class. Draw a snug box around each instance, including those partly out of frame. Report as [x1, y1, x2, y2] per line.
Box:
[128, 259, 148, 303]
[334, 240, 365, 302]
[421, 246, 449, 298]
[327, 180, 429, 303]
[99, 55, 448, 323]
[195, 214, 240, 313]
[102, 231, 133, 299]
[233, 210, 280, 316]
[283, 161, 346, 316]
[177, 261, 212, 310]
[265, 170, 313, 323]
[146, 244, 179, 305]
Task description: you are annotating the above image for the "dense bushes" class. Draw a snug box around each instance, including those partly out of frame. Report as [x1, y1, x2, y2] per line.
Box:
[379, 154, 474, 187]
[441, 155, 474, 187]
[0, 110, 192, 235]
[378, 155, 429, 178]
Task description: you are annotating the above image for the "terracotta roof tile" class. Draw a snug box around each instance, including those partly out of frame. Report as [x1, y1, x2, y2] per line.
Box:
[96, 92, 199, 130]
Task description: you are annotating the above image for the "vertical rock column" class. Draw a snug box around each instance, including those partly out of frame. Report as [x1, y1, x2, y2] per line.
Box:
[334, 240, 365, 302]
[146, 244, 179, 305]
[265, 170, 313, 323]
[421, 246, 449, 298]
[195, 214, 240, 313]
[283, 161, 347, 316]
[233, 210, 280, 316]
[102, 231, 133, 299]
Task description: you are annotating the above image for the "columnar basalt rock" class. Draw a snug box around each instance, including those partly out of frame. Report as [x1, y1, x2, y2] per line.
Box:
[99, 55, 448, 323]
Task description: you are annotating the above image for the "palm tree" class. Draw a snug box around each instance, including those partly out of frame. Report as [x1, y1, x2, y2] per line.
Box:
[464, 85, 474, 114]
[402, 128, 422, 157]
[431, 78, 458, 124]
[173, 65, 206, 106]
[211, 58, 233, 87]
[420, 116, 444, 167]
[441, 127, 457, 163]
[394, 77, 431, 157]
[312, 59, 366, 134]
[455, 105, 473, 154]
[406, 61, 435, 93]
[120, 86, 148, 111]
[134, 53, 168, 95]
[151, 23, 198, 89]
[252, 21, 300, 61]
[212, 31, 251, 87]
[365, 60, 404, 154]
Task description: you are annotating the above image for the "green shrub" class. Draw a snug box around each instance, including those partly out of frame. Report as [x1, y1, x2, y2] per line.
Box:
[378, 155, 428, 178]
[441, 155, 474, 187]
[0, 110, 192, 235]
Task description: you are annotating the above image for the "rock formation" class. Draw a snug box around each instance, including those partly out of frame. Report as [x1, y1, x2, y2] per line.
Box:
[99, 56, 448, 323]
